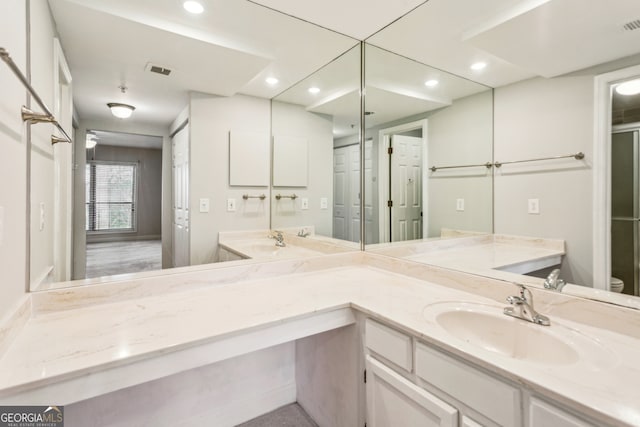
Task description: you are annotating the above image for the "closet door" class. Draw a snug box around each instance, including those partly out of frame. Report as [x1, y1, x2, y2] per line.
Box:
[172, 125, 190, 268]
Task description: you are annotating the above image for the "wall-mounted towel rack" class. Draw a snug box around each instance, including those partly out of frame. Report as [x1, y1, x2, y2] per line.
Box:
[494, 152, 584, 168]
[242, 194, 266, 200]
[0, 47, 72, 145]
[275, 194, 298, 200]
[429, 162, 493, 172]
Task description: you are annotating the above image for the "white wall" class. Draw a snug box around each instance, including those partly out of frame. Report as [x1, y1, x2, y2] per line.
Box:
[0, 2, 28, 317]
[427, 91, 493, 236]
[271, 101, 334, 236]
[189, 93, 271, 265]
[28, 0, 59, 287]
[494, 75, 594, 285]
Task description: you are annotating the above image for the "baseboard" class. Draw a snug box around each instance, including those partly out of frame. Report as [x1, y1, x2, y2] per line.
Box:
[183, 382, 297, 426]
[86, 234, 161, 244]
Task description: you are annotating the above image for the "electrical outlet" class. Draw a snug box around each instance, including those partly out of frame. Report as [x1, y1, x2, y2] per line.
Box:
[199, 198, 210, 213]
[456, 198, 465, 212]
[227, 198, 236, 212]
[320, 197, 328, 209]
[301, 198, 309, 210]
[528, 198, 540, 214]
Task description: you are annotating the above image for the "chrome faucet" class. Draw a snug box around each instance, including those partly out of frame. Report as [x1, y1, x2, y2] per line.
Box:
[504, 284, 550, 326]
[297, 228, 310, 238]
[269, 230, 286, 247]
[543, 269, 565, 292]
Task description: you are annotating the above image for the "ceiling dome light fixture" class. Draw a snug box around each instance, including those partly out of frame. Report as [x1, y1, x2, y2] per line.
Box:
[308, 87, 320, 94]
[107, 103, 136, 119]
[183, 1, 204, 14]
[616, 79, 640, 96]
[424, 79, 439, 87]
[266, 77, 279, 85]
[470, 61, 487, 71]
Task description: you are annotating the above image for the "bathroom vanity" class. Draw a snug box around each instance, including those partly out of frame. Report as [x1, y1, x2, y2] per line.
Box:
[0, 249, 638, 426]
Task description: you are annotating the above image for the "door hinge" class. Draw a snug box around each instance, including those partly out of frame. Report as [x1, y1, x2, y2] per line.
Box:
[387, 200, 393, 208]
[387, 146, 393, 155]
[364, 369, 367, 383]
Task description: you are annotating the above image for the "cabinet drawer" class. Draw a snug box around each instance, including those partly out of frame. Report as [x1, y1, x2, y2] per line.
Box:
[365, 319, 412, 371]
[416, 342, 520, 427]
[529, 398, 596, 427]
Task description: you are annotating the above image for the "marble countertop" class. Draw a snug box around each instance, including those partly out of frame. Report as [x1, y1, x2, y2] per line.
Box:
[1, 252, 639, 426]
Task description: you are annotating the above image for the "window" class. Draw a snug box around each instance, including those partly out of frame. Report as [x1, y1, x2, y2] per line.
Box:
[85, 162, 137, 232]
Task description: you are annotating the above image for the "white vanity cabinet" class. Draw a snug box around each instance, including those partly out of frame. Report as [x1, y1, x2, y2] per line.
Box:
[366, 355, 458, 427]
[528, 397, 597, 427]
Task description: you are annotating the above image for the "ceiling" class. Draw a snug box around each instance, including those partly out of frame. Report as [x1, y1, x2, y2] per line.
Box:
[49, 0, 640, 136]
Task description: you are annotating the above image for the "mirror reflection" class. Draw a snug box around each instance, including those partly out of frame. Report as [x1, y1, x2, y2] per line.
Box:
[271, 46, 361, 243]
[362, 44, 493, 245]
[30, 0, 358, 290]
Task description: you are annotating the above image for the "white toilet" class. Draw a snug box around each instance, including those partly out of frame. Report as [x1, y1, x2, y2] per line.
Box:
[610, 277, 624, 293]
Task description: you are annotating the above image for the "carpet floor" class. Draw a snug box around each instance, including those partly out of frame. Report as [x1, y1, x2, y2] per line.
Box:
[85, 240, 162, 278]
[237, 403, 318, 427]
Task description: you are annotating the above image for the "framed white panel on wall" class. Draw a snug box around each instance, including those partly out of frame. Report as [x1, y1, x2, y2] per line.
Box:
[229, 131, 270, 186]
[273, 135, 308, 187]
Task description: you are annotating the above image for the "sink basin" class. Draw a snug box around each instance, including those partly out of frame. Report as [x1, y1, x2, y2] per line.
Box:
[234, 240, 323, 259]
[423, 302, 616, 369]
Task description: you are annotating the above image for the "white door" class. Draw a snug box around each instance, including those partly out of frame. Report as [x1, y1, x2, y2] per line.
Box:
[348, 143, 361, 243]
[172, 125, 190, 267]
[390, 135, 422, 242]
[333, 147, 348, 240]
[366, 356, 458, 427]
[53, 39, 73, 282]
[333, 144, 362, 243]
[363, 139, 375, 244]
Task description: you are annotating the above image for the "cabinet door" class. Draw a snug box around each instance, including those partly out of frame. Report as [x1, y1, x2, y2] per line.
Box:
[366, 356, 458, 427]
[461, 416, 484, 427]
[529, 398, 596, 427]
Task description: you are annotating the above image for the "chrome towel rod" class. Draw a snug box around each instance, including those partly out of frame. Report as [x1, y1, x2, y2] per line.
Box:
[242, 194, 266, 200]
[275, 193, 297, 200]
[430, 162, 493, 172]
[494, 152, 584, 168]
[0, 47, 72, 145]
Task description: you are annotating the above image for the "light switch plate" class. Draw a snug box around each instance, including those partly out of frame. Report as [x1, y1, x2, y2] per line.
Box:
[456, 198, 465, 212]
[528, 198, 540, 214]
[320, 197, 328, 209]
[227, 198, 236, 212]
[301, 198, 309, 210]
[199, 198, 210, 213]
[39, 202, 45, 231]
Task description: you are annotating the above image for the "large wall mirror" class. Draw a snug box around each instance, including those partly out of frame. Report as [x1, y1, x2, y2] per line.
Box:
[361, 44, 493, 245]
[26, 0, 640, 310]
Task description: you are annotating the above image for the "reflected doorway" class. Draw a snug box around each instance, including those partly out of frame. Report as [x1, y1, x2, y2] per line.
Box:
[84, 130, 164, 278]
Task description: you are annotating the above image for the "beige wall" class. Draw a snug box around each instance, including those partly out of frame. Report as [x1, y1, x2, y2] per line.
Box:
[189, 93, 271, 265]
[0, 2, 28, 317]
[427, 91, 493, 237]
[494, 75, 594, 286]
[86, 145, 163, 242]
[271, 101, 334, 236]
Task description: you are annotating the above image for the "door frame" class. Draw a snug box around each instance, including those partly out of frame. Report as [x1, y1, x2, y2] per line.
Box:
[593, 64, 640, 291]
[377, 119, 428, 243]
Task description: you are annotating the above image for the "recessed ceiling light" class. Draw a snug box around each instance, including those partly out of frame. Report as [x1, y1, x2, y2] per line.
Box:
[424, 79, 439, 87]
[308, 87, 320, 94]
[470, 62, 487, 71]
[616, 79, 640, 96]
[266, 77, 279, 85]
[183, 1, 204, 14]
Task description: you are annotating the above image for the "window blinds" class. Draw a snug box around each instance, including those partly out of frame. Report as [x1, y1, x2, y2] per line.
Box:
[85, 162, 137, 232]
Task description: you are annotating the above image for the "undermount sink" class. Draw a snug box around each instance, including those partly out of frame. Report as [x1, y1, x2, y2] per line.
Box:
[423, 302, 616, 370]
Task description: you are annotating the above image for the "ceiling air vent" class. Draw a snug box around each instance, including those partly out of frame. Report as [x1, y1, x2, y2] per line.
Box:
[145, 63, 172, 76]
[623, 19, 640, 31]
